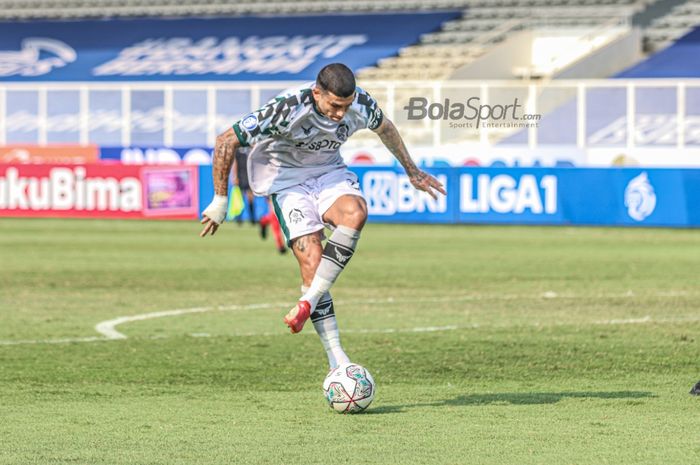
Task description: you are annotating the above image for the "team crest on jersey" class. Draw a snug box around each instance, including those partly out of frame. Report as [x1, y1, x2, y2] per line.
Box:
[289, 208, 304, 224]
[335, 123, 349, 142]
[241, 114, 259, 131]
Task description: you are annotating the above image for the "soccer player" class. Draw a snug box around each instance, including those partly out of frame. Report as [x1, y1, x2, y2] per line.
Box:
[199, 63, 445, 369]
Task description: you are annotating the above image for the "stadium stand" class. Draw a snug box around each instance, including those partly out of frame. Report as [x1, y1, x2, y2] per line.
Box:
[0, 0, 657, 19]
[0, 1, 684, 81]
[621, 25, 700, 76]
[359, 0, 653, 80]
[0, 0, 464, 19]
[643, 0, 700, 52]
[501, 21, 700, 148]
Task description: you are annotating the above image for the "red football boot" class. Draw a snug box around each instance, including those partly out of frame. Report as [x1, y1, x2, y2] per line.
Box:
[283, 300, 311, 334]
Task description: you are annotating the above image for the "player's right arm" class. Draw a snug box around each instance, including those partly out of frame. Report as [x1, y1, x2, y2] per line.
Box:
[199, 128, 241, 237]
[355, 87, 445, 199]
[372, 116, 446, 200]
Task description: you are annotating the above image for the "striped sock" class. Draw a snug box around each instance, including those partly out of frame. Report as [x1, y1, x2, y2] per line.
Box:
[302, 285, 350, 369]
[301, 225, 360, 310]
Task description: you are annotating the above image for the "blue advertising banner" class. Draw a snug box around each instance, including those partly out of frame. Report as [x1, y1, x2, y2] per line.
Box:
[453, 168, 696, 227]
[457, 169, 562, 224]
[0, 13, 458, 81]
[351, 166, 456, 224]
[197, 166, 700, 227]
[101, 146, 213, 165]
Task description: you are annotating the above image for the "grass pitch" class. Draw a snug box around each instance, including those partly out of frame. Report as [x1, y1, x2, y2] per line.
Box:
[0, 218, 698, 465]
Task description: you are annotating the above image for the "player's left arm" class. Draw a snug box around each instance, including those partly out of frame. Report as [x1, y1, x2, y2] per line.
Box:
[372, 116, 446, 200]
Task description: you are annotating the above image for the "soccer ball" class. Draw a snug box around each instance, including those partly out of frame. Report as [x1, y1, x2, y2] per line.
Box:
[322, 363, 375, 413]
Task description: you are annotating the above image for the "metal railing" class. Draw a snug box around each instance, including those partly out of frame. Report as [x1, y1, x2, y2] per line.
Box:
[0, 78, 698, 149]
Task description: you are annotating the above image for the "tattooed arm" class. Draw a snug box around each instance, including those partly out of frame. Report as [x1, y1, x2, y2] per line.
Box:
[373, 117, 446, 200]
[213, 128, 239, 196]
[199, 128, 241, 237]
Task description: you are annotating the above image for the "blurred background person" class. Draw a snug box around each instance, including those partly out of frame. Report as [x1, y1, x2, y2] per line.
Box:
[259, 198, 288, 255]
[231, 145, 256, 225]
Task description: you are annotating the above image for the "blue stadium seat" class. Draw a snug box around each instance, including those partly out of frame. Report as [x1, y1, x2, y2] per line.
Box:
[619, 27, 700, 78]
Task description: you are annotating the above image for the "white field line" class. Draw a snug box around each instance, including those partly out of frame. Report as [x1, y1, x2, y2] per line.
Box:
[94, 294, 504, 341]
[94, 303, 281, 340]
[0, 336, 106, 346]
[0, 292, 698, 346]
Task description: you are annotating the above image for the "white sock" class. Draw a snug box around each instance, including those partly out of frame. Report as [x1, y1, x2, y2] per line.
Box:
[302, 285, 350, 369]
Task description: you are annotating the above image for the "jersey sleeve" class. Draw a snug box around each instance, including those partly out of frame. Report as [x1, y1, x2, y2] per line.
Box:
[232, 97, 288, 147]
[355, 88, 384, 131]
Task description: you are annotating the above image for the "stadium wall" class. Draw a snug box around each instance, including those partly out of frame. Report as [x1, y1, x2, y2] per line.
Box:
[553, 29, 642, 80]
[0, 13, 459, 82]
[1, 164, 698, 227]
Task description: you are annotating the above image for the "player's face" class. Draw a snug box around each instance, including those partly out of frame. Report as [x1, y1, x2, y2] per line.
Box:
[313, 87, 355, 122]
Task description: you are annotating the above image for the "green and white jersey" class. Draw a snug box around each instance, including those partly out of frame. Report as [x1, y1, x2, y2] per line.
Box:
[232, 82, 383, 196]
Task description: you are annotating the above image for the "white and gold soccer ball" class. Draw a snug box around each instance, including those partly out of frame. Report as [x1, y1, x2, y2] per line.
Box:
[322, 363, 375, 413]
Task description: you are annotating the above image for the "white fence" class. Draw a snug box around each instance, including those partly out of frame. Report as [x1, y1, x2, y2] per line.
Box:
[0, 79, 698, 149]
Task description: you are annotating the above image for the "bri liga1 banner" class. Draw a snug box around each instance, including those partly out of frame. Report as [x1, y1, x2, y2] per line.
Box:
[2, 164, 700, 227]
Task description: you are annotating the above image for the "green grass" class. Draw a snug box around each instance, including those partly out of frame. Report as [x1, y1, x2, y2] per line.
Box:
[0, 218, 698, 465]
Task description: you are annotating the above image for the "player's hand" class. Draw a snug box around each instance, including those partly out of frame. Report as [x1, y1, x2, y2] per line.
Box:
[408, 170, 447, 200]
[199, 215, 220, 237]
[199, 195, 228, 237]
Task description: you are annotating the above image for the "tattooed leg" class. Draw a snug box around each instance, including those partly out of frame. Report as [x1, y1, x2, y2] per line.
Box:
[291, 232, 325, 287]
[283, 232, 324, 333]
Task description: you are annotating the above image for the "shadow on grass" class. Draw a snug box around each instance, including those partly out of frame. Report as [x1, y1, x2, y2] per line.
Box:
[366, 391, 655, 415]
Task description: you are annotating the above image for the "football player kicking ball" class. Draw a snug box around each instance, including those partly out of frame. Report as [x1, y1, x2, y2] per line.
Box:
[199, 63, 445, 369]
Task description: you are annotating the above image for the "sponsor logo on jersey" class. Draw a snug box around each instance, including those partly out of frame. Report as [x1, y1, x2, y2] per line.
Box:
[624, 172, 656, 221]
[294, 139, 343, 151]
[241, 114, 258, 131]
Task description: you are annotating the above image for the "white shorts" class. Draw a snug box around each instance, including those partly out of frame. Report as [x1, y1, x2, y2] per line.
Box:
[270, 168, 364, 245]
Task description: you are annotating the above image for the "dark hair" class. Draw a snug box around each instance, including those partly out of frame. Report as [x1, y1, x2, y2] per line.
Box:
[316, 63, 356, 98]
